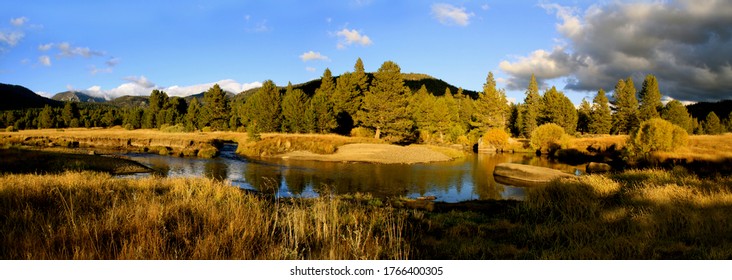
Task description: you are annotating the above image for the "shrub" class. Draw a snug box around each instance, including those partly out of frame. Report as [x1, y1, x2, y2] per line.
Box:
[530, 123, 566, 153]
[480, 128, 510, 150]
[627, 118, 688, 159]
[197, 146, 219, 158]
[160, 124, 186, 133]
[5, 126, 17, 132]
[350, 127, 374, 138]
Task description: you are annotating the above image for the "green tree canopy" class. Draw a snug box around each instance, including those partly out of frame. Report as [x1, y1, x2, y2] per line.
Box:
[661, 100, 693, 133]
[281, 82, 309, 133]
[356, 61, 415, 143]
[520, 74, 541, 138]
[541, 86, 577, 133]
[202, 84, 230, 131]
[589, 89, 612, 134]
[247, 80, 282, 133]
[638, 74, 662, 121]
[474, 72, 509, 133]
[611, 77, 639, 134]
[577, 98, 592, 134]
[703, 111, 722, 135]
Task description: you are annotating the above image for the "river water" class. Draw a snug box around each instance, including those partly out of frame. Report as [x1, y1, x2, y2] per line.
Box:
[123, 144, 584, 202]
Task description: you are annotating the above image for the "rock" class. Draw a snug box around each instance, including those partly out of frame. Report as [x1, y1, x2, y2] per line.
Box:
[586, 162, 612, 174]
[477, 137, 498, 153]
[88, 150, 97, 155]
[493, 163, 573, 186]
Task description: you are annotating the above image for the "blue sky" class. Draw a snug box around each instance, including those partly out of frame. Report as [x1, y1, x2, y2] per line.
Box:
[2, 0, 731, 104]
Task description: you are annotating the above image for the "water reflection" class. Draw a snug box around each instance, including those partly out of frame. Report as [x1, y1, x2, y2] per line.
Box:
[123, 144, 584, 202]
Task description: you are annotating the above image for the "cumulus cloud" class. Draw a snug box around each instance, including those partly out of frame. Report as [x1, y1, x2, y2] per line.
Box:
[10, 17, 28, 27]
[38, 55, 51, 66]
[81, 77, 263, 100]
[300, 51, 329, 62]
[336, 28, 372, 49]
[500, 0, 732, 101]
[431, 3, 473, 26]
[0, 31, 23, 47]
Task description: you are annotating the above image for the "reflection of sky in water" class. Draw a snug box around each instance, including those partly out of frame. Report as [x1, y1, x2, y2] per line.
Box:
[123, 144, 583, 202]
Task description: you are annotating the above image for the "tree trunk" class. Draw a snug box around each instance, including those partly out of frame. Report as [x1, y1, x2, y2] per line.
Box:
[375, 127, 381, 139]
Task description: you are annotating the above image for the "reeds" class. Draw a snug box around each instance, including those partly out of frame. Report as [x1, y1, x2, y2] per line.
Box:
[0, 172, 411, 259]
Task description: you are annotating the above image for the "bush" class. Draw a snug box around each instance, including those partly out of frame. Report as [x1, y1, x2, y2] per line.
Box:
[627, 118, 688, 159]
[160, 124, 186, 133]
[530, 123, 566, 153]
[350, 127, 374, 138]
[5, 126, 17, 132]
[480, 128, 509, 150]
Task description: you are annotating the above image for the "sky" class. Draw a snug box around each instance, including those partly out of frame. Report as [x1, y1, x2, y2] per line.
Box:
[1, 0, 731, 105]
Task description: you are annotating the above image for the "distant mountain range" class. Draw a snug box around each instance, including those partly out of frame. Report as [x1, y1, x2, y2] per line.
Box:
[0, 83, 61, 110]
[51, 91, 106, 103]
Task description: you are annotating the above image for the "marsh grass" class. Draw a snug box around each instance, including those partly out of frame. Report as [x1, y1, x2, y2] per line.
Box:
[0, 172, 411, 259]
[3, 169, 732, 259]
[236, 133, 382, 157]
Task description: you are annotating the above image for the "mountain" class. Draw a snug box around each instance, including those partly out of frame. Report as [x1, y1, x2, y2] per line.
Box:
[233, 73, 481, 102]
[108, 95, 150, 108]
[686, 100, 732, 121]
[52, 91, 106, 103]
[183, 91, 236, 102]
[0, 83, 61, 110]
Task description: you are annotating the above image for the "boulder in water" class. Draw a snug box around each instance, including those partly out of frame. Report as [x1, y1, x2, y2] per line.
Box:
[493, 163, 573, 186]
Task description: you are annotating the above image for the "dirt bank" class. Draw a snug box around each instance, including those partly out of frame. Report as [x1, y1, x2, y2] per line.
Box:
[0, 148, 153, 174]
[277, 143, 453, 164]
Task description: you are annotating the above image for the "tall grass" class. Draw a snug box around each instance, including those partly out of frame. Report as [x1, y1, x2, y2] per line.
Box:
[0, 172, 410, 259]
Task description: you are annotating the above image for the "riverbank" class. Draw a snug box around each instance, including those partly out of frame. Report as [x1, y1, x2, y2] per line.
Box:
[2, 169, 731, 259]
[0, 148, 152, 174]
[278, 143, 454, 164]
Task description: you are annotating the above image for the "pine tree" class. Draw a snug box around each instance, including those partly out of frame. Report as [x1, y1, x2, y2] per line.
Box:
[332, 72, 362, 134]
[589, 89, 612, 134]
[474, 72, 509, 133]
[248, 80, 282, 132]
[541, 86, 577, 133]
[703, 111, 722, 135]
[520, 74, 541, 138]
[308, 69, 338, 133]
[577, 98, 592, 134]
[185, 98, 202, 131]
[38, 105, 56, 129]
[353, 57, 369, 94]
[661, 100, 692, 133]
[638, 74, 662, 121]
[202, 84, 230, 131]
[282, 83, 309, 133]
[356, 61, 415, 143]
[611, 77, 639, 134]
[61, 102, 80, 127]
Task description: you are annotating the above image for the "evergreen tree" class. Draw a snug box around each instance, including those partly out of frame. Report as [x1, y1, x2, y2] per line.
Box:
[163, 97, 187, 126]
[356, 61, 415, 143]
[248, 80, 282, 132]
[611, 77, 639, 134]
[727, 112, 732, 132]
[149, 89, 169, 112]
[474, 72, 509, 132]
[638, 74, 662, 121]
[577, 98, 592, 134]
[589, 89, 612, 134]
[123, 107, 144, 129]
[353, 57, 369, 94]
[202, 84, 230, 131]
[38, 105, 56, 129]
[61, 102, 80, 127]
[184, 98, 202, 131]
[508, 103, 523, 137]
[703, 111, 722, 135]
[282, 82, 309, 133]
[661, 100, 693, 133]
[308, 69, 338, 133]
[541, 86, 577, 133]
[520, 74, 541, 138]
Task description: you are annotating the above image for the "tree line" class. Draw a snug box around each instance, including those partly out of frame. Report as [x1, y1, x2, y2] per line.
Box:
[2, 58, 731, 141]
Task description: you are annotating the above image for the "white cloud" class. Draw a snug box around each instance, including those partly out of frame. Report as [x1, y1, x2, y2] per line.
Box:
[38, 43, 53, 51]
[299, 51, 329, 62]
[244, 15, 270, 33]
[336, 28, 372, 49]
[10, 17, 28, 27]
[0, 31, 23, 47]
[90, 65, 113, 75]
[105, 57, 120, 67]
[38, 55, 51, 66]
[481, 4, 490, 11]
[431, 3, 473, 26]
[499, 46, 578, 89]
[81, 78, 263, 100]
[57, 42, 104, 58]
[306, 67, 316, 72]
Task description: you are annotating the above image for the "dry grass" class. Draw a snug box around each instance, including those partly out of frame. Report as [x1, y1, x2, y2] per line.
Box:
[236, 133, 383, 157]
[568, 134, 628, 152]
[0, 172, 411, 259]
